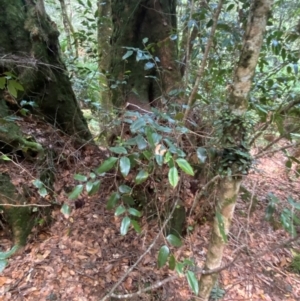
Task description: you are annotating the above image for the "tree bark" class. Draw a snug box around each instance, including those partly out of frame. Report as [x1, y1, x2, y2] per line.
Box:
[0, 0, 90, 141]
[110, 0, 181, 109]
[0, 0, 91, 250]
[199, 1, 273, 299]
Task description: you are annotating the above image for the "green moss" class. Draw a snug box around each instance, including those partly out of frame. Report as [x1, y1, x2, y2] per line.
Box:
[0, 174, 34, 246]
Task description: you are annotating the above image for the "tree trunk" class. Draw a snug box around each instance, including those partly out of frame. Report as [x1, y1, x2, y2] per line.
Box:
[110, 0, 181, 109]
[199, 1, 273, 299]
[0, 0, 91, 251]
[0, 0, 90, 142]
[97, 0, 112, 111]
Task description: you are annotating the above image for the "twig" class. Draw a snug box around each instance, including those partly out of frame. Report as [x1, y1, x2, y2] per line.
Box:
[100, 196, 181, 301]
[183, 0, 224, 122]
[108, 234, 300, 299]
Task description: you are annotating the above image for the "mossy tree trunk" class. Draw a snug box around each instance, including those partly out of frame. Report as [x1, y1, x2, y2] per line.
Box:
[110, 0, 181, 109]
[0, 0, 91, 141]
[199, 1, 273, 299]
[0, 0, 91, 250]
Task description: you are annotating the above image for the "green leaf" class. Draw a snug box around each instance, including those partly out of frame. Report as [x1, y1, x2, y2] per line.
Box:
[120, 216, 131, 235]
[86, 180, 100, 195]
[166, 234, 182, 247]
[122, 195, 135, 205]
[158, 245, 170, 268]
[120, 157, 131, 177]
[115, 205, 126, 216]
[122, 50, 134, 60]
[0, 77, 5, 89]
[68, 184, 83, 200]
[118, 184, 132, 194]
[176, 158, 194, 176]
[169, 254, 176, 270]
[0, 259, 8, 272]
[9, 79, 24, 91]
[135, 170, 149, 184]
[33, 179, 43, 189]
[74, 174, 88, 181]
[0, 154, 11, 161]
[175, 262, 184, 275]
[168, 167, 179, 187]
[136, 135, 148, 150]
[128, 207, 142, 217]
[196, 147, 207, 163]
[7, 81, 17, 97]
[131, 220, 141, 233]
[109, 146, 128, 154]
[130, 118, 146, 133]
[60, 203, 71, 219]
[144, 62, 155, 70]
[0, 245, 19, 260]
[155, 154, 164, 166]
[107, 192, 120, 209]
[95, 157, 118, 174]
[186, 271, 199, 295]
[216, 211, 227, 243]
[142, 37, 149, 44]
[38, 187, 48, 198]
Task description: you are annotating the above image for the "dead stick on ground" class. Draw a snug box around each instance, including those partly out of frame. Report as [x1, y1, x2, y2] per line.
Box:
[108, 234, 300, 299]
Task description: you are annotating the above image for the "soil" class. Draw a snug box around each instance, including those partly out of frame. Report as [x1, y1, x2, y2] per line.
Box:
[0, 127, 299, 301]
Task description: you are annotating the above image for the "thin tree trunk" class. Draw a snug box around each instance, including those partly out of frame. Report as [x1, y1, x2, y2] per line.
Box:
[97, 0, 112, 111]
[199, 1, 273, 299]
[58, 0, 79, 57]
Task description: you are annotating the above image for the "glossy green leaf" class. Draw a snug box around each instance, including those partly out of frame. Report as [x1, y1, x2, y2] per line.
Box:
[136, 135, 148, 150]
[7, 81, 17, 97]
[130, 118, 146, 133]
[74, 174, 88, 181]
[166, 234, 182, 247]
[38, 187, 48, 198]
[60, 203, 71, 218]
[142, 37, 149, 44]
[128, 207, 142, 217]
[118, 184, 132, 194]
[33, 179, 43, 189]
[107, 192, 120, 209]
[95, 157, 118, 174]
[120, 157, 131, 177]
[109, 146, 128, 154]
[196, 147, 207, 163]
[216, 211, 227, 243]
[158, 245, 170, 268]
[122, 50, 133, 60]
[175, 262, 184, 275]
[68, 184, 83, 200]
[0, 154, 11, 161]
[135, 170, 149, 184]
[155, 154, 164, 166]
[0, 245, 19, 260]
[176, 158, 194, 176]
[168, 167, 179, 187]
[86, 180, 100, 195]
[115, 205, 126, 216]
[144, 62, 155, 70]
[131, 220, 141, 233]
[186, 271, 199, 295]
[169, 254, 176, 270]
[120, 216, 131, 235]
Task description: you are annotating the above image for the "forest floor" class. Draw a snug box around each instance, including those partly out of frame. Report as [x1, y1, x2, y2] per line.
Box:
[0, 132, 300, 301]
